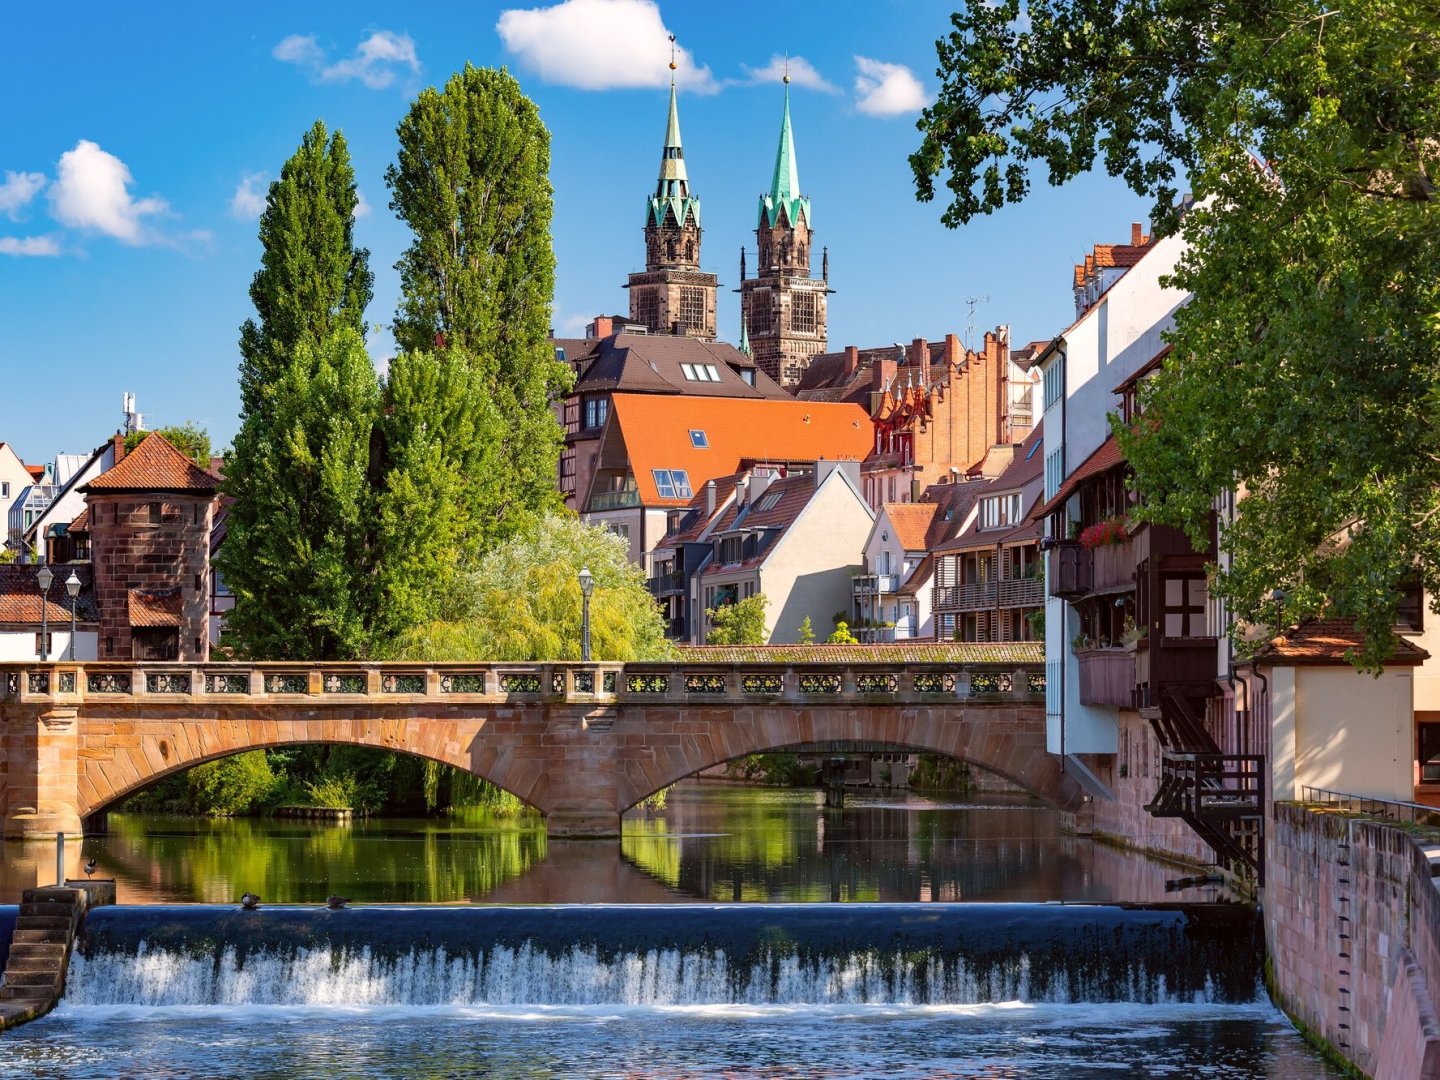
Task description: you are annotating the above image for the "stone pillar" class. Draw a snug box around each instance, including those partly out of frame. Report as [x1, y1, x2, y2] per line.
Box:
[4, 706, 83, 840]
[534, 704, 621, 839]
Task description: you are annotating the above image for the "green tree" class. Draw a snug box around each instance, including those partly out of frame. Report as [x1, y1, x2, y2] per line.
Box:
[706, 594, 770, 645]
[385, 513, 671, 662]
[125, 423, 211, 465]
[238, 120, 372, 417]
[218, 327, 381, 659]
[797, 616, 816, 644]
[387, 64, 571, 543]
[827, 621, 859, 645]
[912, 0, 1440, 666]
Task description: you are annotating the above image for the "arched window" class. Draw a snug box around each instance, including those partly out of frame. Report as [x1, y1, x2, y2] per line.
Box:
[686, 240, 695, 262]
[666, 238, 676, 259]
[797, 243, 806, 264]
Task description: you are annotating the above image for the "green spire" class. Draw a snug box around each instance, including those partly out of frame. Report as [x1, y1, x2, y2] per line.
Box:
[647, 75, 700, 229]
[739, 315, 752, 358]
[759, 82, 811, 229]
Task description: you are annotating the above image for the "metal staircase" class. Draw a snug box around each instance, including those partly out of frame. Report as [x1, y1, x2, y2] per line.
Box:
[1144, 687, 1265, 882]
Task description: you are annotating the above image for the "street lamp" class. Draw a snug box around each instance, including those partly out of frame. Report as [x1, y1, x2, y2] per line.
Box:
[65, 571, 81, 661]
[36, 562, 53, 662]
[578, 566, 595, 662]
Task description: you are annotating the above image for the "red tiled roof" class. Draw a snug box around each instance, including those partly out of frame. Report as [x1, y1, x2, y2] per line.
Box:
[128, 588, 184, 628]
[1028, 434, 1126, 522]
[68, 508, 90, 533]
[24, 464, 45, 482]
[84, 433, 217, 494]
[676, 642, 1044, 664]
[605, 394, 871, 507]
[883, 502, 939, 551]
[0, 565, 98, 626]
[1249, 619, 1430, 667]
[917, 480, 984, 549]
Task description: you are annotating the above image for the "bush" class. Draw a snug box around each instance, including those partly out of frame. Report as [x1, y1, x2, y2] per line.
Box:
[187, 751, 283, 816]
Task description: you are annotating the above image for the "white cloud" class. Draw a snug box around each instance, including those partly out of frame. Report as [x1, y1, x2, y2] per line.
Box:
[353, 188, 372, 218]
[0, 171, 47, 219]
[0, 235, 61, 257]
[48, 140, 169, 244]
[497, 0, 717, 92]
[230, 173, 268, 220]
[274, 30, 421, 90]
[853, 57, 930, 116]
[742, 55, 839, 94]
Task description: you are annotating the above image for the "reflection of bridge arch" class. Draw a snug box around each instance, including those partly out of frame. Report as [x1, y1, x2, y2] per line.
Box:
[1, 658, 1067, 838]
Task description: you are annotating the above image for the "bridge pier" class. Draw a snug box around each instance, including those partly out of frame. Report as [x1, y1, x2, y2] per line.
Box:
[545, 809, 623, 839]
[3, 706, 83, 841]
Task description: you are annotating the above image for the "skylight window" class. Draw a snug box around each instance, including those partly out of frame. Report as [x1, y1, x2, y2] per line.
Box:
[680, 363, 721, 382]
[689, 430, 708, 448]
[652, 469, 693, 500]
[753, 491, 784, 513]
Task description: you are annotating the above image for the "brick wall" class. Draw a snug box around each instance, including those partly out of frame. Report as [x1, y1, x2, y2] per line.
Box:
[88, 494, 212, 662]
[1268, 803, 1440, 1078]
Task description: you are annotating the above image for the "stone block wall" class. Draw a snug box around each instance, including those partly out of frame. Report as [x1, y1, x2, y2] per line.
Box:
[1267, 803, 1440, 1078]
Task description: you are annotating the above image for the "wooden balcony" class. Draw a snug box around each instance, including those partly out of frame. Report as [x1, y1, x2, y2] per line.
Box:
[1075, 648, 1135, 708]
[933, 581, 997, 613]
[1047, 542, 1092, 599]
[999, 578, 1043, 608]
[1090, 540, 1135, 592]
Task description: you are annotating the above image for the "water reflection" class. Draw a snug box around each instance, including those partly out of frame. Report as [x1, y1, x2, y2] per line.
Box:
[0, 781, 1227, 905]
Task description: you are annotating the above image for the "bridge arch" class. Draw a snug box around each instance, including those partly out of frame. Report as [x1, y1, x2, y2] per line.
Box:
[613, 703, 1081, 814]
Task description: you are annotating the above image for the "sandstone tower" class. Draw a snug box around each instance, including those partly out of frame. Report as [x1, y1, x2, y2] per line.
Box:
[739, 79, 829, 389]
[626, 67, 718, 339]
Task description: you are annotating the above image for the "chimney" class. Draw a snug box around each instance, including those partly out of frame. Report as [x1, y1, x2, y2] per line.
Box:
[843, 345, 860, 380]
[705, 479, 716, 517]
[872, 356, 898, 395]
[588, 315, 615, 339]
[1131, 222, 1144, 246]
[908, 338, 930, 386]
[111, 432, 126, 464]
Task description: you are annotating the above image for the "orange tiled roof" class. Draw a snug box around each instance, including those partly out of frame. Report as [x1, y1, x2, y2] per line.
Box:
[24, 464, 45, 482]
[883, 502, 939, 551]
[128, 588, 183, 628]
[68, 507, 90, 533]
[0, 565, 98, 626]
[84, 433, 217, 495]
[675, 642, 1044, 664]
[1249, 619, 1429, 666]
[605, 394, 871, 507]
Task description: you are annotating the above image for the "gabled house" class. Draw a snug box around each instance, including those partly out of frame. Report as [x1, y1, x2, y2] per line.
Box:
[0, 563, 99, 661]
[0, 443, 32, 554]
[648, 474, 742, 640]
[582, 392, 871, 564]
[797, 327, 1039, 509]
[695, 461, 874, 644]
[853, 479, 981, 642]
[14, 436, 123, 561]
[932, 424, 1047, 644]
[558, 330, 789, 511]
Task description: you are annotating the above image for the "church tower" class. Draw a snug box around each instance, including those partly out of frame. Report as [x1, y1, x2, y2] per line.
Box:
[626, 54, 718, 340]
[739, 77, 829, 388]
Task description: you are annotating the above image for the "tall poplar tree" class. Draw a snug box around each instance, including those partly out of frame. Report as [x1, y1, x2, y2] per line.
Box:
[222, 122, 379, 659]
[239, 120, 373, 416]
[386, 65, 570, 544]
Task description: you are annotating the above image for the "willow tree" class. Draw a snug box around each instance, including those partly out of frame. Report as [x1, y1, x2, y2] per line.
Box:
[386, 64, 571, 547]
[912, 0, 1440, 665]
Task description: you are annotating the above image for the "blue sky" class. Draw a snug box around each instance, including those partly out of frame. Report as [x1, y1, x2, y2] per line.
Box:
[0, 0, 1152, 461]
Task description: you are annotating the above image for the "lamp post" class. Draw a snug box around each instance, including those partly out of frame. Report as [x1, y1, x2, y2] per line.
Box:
[578, 566, 594, 662]
[65, 571, 81, 661]
[36, 562, 53, 662]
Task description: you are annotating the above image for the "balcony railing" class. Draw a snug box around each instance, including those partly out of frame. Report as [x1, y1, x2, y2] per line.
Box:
[999, 578, 1044, 608]
[853, 574, 901, 596]
[648, 572, 685, 596]
[1091, 540, 1135, 593]
[933, 581, 997, 612]
[1075, 648, 1135, 708]
[589, 489, 641, 511]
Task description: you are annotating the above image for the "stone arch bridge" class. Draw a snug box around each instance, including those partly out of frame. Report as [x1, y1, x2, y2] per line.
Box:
[0, 658, 1074, 839]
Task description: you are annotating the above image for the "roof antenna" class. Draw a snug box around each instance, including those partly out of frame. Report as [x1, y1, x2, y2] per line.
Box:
[963, 294, 990, 351]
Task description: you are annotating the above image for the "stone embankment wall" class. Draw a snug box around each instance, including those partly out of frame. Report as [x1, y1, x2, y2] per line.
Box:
[1267, 803, 1440, 1078]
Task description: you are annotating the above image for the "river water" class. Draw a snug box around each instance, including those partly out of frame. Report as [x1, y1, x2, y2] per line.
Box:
[0, 781, 1337, 1077]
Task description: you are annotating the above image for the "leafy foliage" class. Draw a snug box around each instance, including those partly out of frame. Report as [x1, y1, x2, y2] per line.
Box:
[185, 751, 283, 817]
[797, 615, 816, 644]
[914, 0, 1440, 666]
[125, 423, 211, 465]
[706, 594, 770, 645]
[827, 621, 860, 645]
[384, 513, 671, 662]
[387, 64, 571, 546]
[238, 120, 372, 418]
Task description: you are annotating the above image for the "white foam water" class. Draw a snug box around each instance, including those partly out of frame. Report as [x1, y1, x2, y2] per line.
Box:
[65, 943, 1235, 1008]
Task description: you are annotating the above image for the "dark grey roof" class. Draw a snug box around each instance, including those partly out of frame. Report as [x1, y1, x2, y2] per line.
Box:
[572, 334, 791, 399]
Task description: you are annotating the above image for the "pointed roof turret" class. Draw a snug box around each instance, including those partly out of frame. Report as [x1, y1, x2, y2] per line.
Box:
[759, 80, 812, 229]
[739, 316, 752, 358]
[647, 48, 700, 230]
